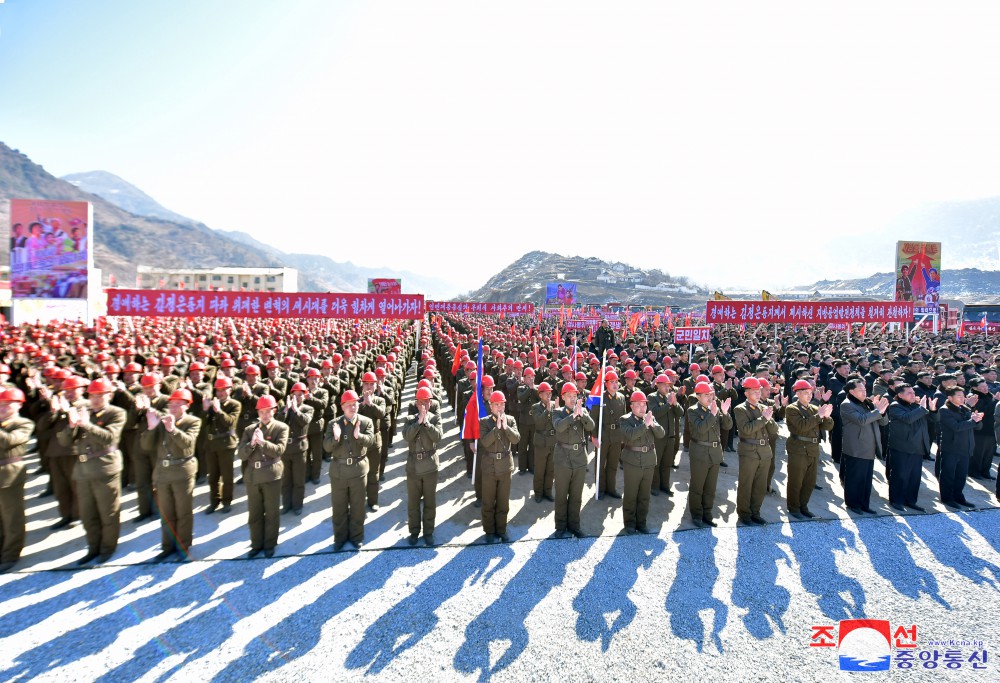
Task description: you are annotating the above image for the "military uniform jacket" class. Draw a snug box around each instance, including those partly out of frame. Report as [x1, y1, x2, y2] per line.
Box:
[517, 384, 539, 424]
[618, 413, 665, 468]
[358, 395, 387, 433]
[145, 413, 202, 483]
[324, 414, 376, 480]
[0, 415, 34, 487]
[590, 391, 626, 445]
[401, 411, 443, 476]
[530, 400, 557, 449]
[552, 407, 595, 469]
[135, 394, 170, 452]
[60, 404, 126, 481]
[238, 419, 289, 484]
[646, 392, 683, 439]
[303, 386, 329, 435]
[785, 401, 833, 457]
[688, 402, 731, 465]
[277, 402, 314, 453]
[204, 398, 242, 449]
[734, 402, 776, 459]
[479, 414, 520, 455]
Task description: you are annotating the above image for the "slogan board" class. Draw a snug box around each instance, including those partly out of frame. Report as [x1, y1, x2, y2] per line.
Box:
[367, 278, 401, 294]
[674, 326, 712, 344]
[894, 241, 941, 315]
[545, 282, 577, 306]
[705, 301, 914, 324]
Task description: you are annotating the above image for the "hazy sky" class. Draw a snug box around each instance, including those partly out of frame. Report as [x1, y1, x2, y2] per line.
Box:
[4, 1, 1000, 294]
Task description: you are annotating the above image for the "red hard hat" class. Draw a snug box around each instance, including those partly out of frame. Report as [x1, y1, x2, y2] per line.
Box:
[560, 383, 579, 396]
[513, 360, 524, 369]
[655, 374, 671, 384]
[489, 390, 506, 403]
[415, 387, 434, 401]
[103, 363, 121, 374]
[0, 388, 26, 403]
[604, 371, 619, 383]
[188, 361, 206, 372]
[759, 379, 772, 390]
[537, 382, 553, 393]
[575, 372, 587, 381]
[214, 377, 233, 389]
[694, 381, 713, 394]
[331, 353, 343, 363]
[140, 374, 162, 387]
[423, 369, 435, 378]
[375, 367, 387, 378]
[417, 379, 432, 389]
[642, 366, 654, 374]
[630, 391, 647, 403]
[168, 389, 193, 404]
[523, 367, 535, 376]
[244, 364, 260, 376]
[376, 354, 387, 363]
[481, 376, 495, 388]
[306, 367, 321, 378]
[220, 358, 236, 368]
[742, 377, 762, 390]
[256, 395, 277, 410]
[505, 358, 515, 366]
[362, 372, 377, 383]
[161, 356, 175, 367]
[561, 364, 573, 374]
[689, 363, 701, 373]
[265, 360, 280, 370]
[321, 358, 334, 369]
[697, 374, 710, 384]
[711, 365, 725, 375]
[87, 378, 115, 394]
[793, 379, 813, 391]
[123, 362, 142, 373]
[341, 390, 359, 405]
[623, 369, 637, 380]
[291, 382, 307, 393]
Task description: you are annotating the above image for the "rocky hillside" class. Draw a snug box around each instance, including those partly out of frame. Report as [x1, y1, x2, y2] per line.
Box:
[804, 268, 1000, 304]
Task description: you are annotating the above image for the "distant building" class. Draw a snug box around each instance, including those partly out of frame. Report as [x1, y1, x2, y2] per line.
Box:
[135, 265, 298, 292]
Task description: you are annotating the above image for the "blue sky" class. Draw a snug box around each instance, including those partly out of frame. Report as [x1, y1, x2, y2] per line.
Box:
[4, 1, 1000, 293]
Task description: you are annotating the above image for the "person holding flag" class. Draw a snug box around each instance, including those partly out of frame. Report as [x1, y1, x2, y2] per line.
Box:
[552, 383, 595, 538]
[478, 391, 520, 543]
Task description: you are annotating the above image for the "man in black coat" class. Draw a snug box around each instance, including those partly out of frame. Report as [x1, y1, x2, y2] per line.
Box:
[886, 384, 932, 512]
[967, 377, 997, 481]
[937, 386, 983, 510]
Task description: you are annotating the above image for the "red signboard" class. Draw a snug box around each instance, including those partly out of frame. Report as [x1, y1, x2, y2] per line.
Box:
[705, 300, 914, 324]
[107, 289, 424, 319]
[567, 319, 623, 331]
[674, 326, 712, 344]
[426, 301, 534, 314]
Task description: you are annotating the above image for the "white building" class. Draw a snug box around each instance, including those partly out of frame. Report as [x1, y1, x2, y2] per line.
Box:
[135, 266, 298, 292]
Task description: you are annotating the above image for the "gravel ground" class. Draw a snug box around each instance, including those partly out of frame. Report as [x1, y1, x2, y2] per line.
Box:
[3, 377, 1000, 681]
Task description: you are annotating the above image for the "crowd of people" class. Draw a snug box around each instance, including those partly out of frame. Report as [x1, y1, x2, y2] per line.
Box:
[0, 311, 997, 573]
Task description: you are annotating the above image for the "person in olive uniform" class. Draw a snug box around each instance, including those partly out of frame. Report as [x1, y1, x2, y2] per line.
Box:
[784, 379, 834, 519]
[237, 394, 289, 558]
[478, 390, 520, 543]
[529, 382, 557, 502]
[325, 390, 376, 551]
[303, 368, 329, 484]
[144, 388, 202, 561]
[358, 372, 387, 511]
[59, 378, 126, 565]
[647, 374, 683, 496]
[204, 376, 242, 514]
[619, 391, 665, 534]
[0, 388, 34, 573]
[401, 385, 444, 546]
[686, 381, 732, 527]
[590, 370, 626, 499]
[277, 383, 314, 515]
[552, 383, 595, 538]
[733, 377, 777, 525]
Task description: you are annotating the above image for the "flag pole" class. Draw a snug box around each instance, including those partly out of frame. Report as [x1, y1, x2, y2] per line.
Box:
[595, 348, 607, 501]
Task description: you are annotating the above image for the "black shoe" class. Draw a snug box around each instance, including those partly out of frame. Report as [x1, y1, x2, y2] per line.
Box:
[379, 473, 386, 482]
[95, 553, 113, 564]
[293, 508, 302, 516]
[663, 489, 674, 497]
[37, 486, 53, 499]
[518, 469, 529, 476]
[282, 507, 291, 515]
[0, 561, 16, 574]
[333, 541, 346, 552]
[350, 540, 364, 550]
[720, 461, 729, 468]
[636, 525, 652, 535]
[671, 464, 679, 469]
[205, 504, 218, 515]
[904, 504, 925, 512]
[236, 477, 244, 485]
[133, 513, 154, 524]
[473, 500, 482, 508]
[622, 527, 636, 535]
[247, 549, 262, 559]
[179, 550, 194, 562]
[544, 493, 555, 502]
[738, 516, 752, 525]
[605, 491, 622, 499]
[424, 534, 435, 547]
[51, 517, 72, 531]
[923, 454, 932, 461]
[311, 477, 321, 485]
[323, 454, 332, 462]
[498, 534, 510, 543]
[701, 516, 718, 527]
[221, 504, 231, 514]
[570, 528, 587, 539]
[407, 534, 419, 546]
[691, 518, 705, 528]
[959, 501, 976, 510]
[369, 504, 379, 512]
[847, 506, 864, 514]
[534, 495, 543, 503]
[75, 551, 99, 566]
[800, 508, 816, 519]
[943, 501, 961, 510]
[553, 529, 569, 539]
[987, 475, 997, 481]
[860, 507, 877, 515]
[196, 475, 207, 485]
[264, 549, 275, 558]
[154, 549, 176, 562]
[484, 534, 496, 544]
[650, 489, 659, 497]
[814, 485, 823, 490]
[789, 511, 805, 520]
[890, 503, 905, 513]
[750, 515, 767, 525]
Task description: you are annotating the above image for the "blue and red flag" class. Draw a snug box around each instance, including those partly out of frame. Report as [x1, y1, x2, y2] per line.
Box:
[462, 331, 487, 438]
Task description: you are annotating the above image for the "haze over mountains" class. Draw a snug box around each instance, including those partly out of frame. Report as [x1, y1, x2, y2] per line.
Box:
[3, 140, 1000, 305]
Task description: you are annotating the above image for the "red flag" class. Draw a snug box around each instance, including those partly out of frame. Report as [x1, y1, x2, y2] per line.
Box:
[859, 322, 867, 336]
[587, 329, 593, 344]
[654, 313, 661, 329]
[555, 327, 561, 351]
[533, 339, 539, 370]
[462, 391, 481, 439]
[451, 343, 463, 376]
[685, 313, 692, 327]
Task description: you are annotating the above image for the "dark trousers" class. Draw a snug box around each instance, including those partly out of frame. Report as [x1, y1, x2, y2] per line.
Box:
[652, 436, 676, 492]
[888, 449, 922, 506]
[830, 422, 843, 463]
[406, 470, 437, 537]
[379, 429, 391, 478]
[842, 455, 874, 509]
[206, 444, 235, 506]
[553, 463, 585, 531]
[938, 450, 970, 504]
[247, 479, 281, 551]
[0, 466, 27, 563]
[331, 474, 366, 544]
[281, 447, 308, 512]
[307, 432, 324, 481]
[156, 476, 195, 551]
[131, 446, 157, 517]
[77, 475, 121, 556]
[50, 456, 78, 520]
[532, 444, 554, 497]
[971, 436, 995, 477]
[596, 441, 621, 495]
[481, 456, 513, 536]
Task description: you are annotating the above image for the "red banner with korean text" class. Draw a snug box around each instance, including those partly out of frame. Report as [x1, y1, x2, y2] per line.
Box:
[426, 301, 535, 314]
[566, 319, 623, 331]
[106, 289, 425, 319]
[705, 300, 914, 324]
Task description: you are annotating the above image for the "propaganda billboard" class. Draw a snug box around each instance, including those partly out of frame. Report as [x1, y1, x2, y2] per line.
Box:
[545, 282, 577, 306]
[10, 199, 92, 299]
[367, 278, 402, 294]
[894, 241, 941, 315]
